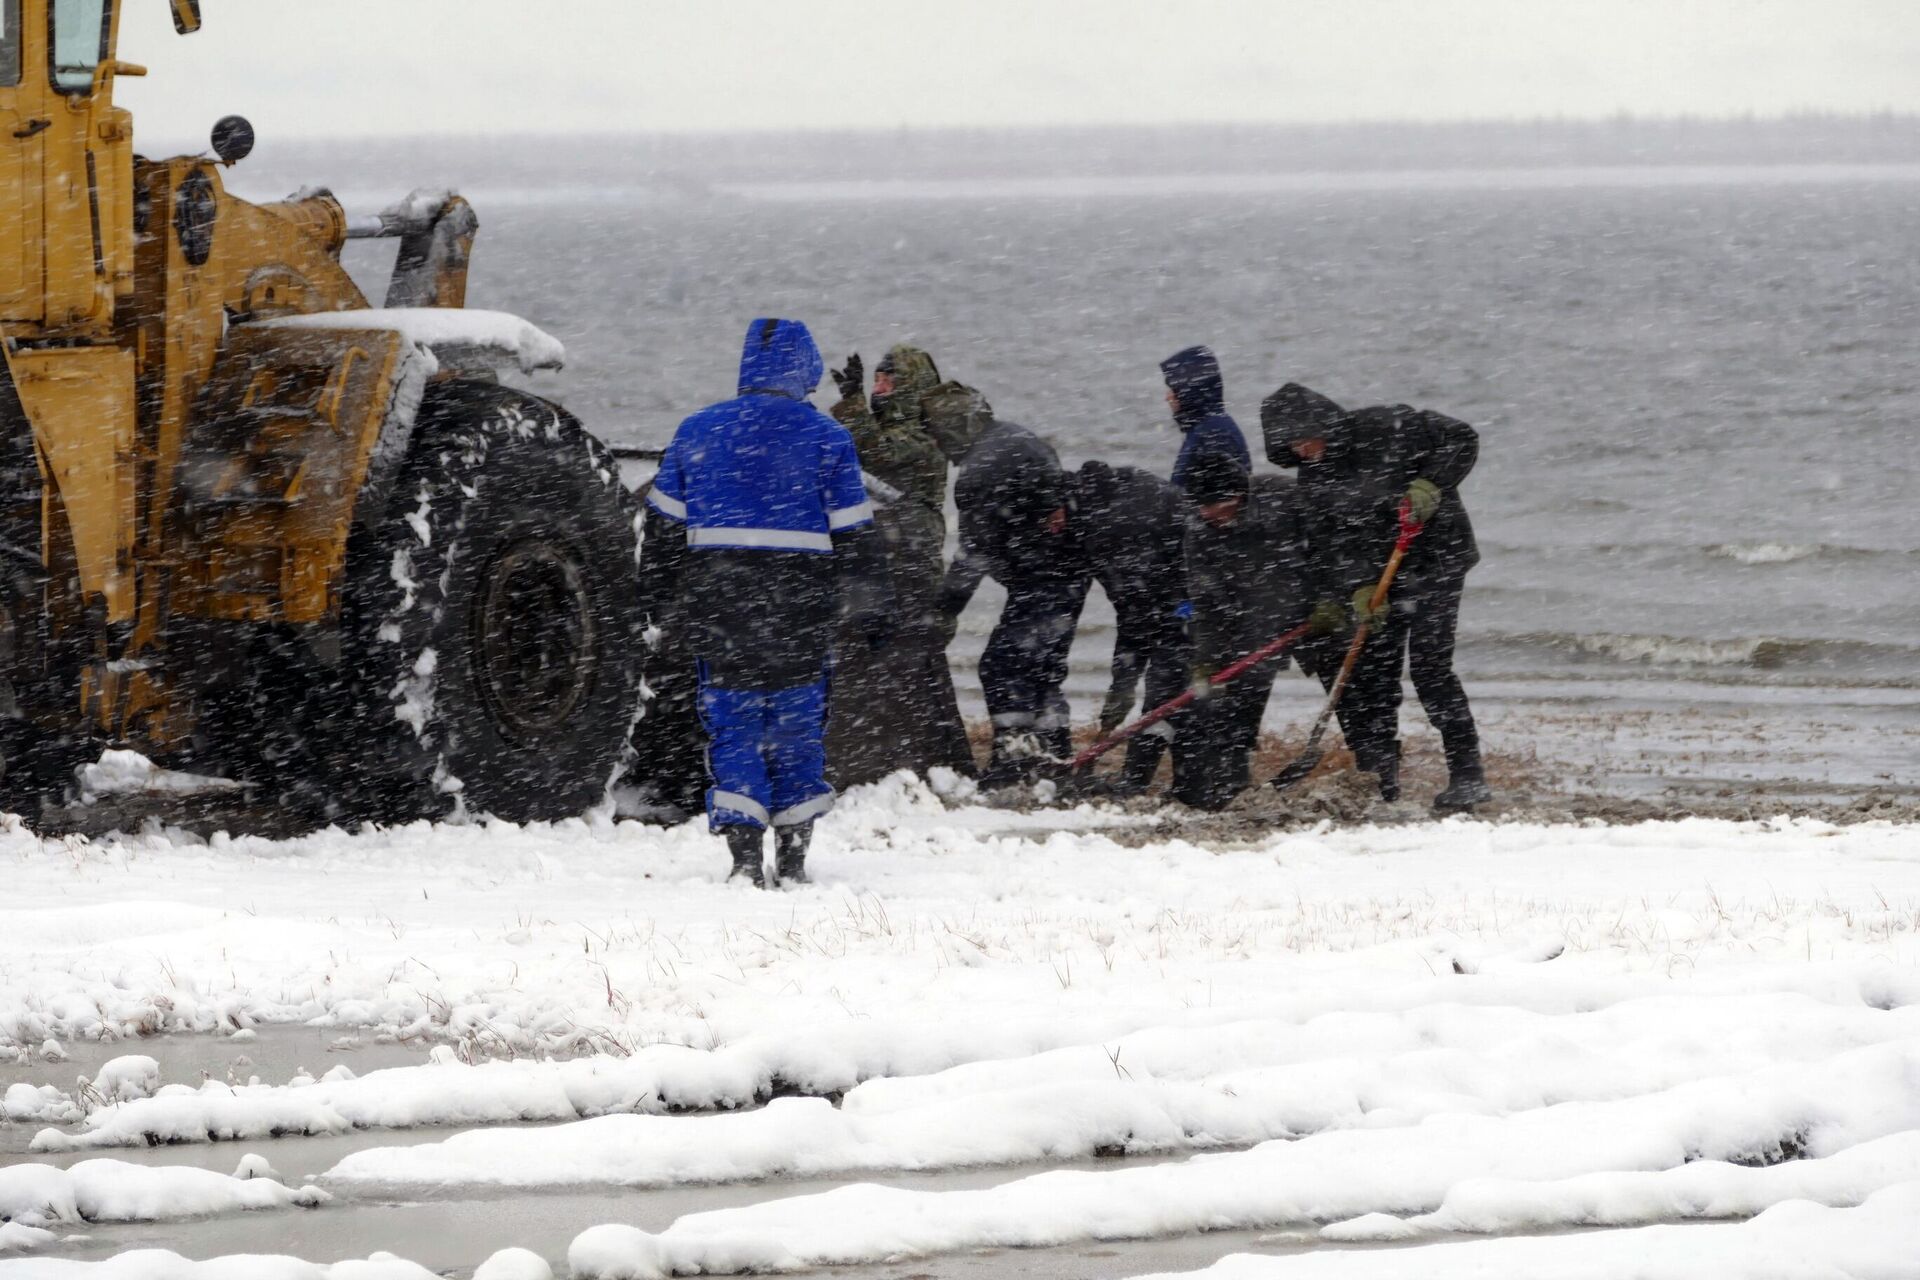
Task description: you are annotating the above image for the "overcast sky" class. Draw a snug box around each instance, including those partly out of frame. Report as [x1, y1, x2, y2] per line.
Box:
[115, 0, 1919, 146]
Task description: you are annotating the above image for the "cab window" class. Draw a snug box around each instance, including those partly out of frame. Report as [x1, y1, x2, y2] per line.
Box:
[50, 0, 113, 93]
[3, 0, 22, 87]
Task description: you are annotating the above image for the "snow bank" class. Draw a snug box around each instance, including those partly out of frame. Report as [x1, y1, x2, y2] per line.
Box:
[0, 1249, 443, 1279]
[470, 1248, 553, 1280]
[558, 1041, 1920, 1274]
[252, 308, 565, 374]
[327, 1081, 1286, 1188]
[5, 1081, 81, 1124]
[1137, 1182, 1920, 1278]
[0, 1159, 325, 1244]
[88, 1056, 160, 1104]
[1321, 1129, 1920, 1240]
[325, 991, 1920, 1191]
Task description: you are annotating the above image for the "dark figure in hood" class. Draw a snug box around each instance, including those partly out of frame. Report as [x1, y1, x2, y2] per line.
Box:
[1162, 346, 1251, 495]
[1177, 451, 1323, 811]
[1064, 461, 1197, 798]
[822, 344, 974, 785]
[636, 319, 896, 885]
[1259, 383, 1488, 812]
[937, 400, 1090, 788]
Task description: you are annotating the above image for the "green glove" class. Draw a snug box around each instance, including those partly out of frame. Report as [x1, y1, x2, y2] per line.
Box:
[1308, 599, 1349, 636]
[1189, 663, 1218, 701]
[1351, 586, 1390, 631]
[1405, 477, 1442, 527]
[1099, 683, 1135, 734]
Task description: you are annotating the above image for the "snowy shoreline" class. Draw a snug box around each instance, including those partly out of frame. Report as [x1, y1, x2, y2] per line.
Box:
[4, 777, 1917, 1276]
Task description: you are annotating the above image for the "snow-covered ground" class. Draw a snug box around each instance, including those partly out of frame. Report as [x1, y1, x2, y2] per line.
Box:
[3, 773, 1917, 1277]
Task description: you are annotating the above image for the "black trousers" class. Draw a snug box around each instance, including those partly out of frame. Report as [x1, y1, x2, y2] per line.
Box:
[1316, 583, 1481, 785]
[1120, 627, 1206, 795]
[979, 576, 1092, 756]
[1171, 661, 1281, 811]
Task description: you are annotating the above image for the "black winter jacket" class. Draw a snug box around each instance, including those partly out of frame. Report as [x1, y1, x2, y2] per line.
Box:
[1260, 384, 1479, 599]
[940, 418, 1086, 614]
[1183, 474, 1315, 671]
[1069, 461, 1187, 693]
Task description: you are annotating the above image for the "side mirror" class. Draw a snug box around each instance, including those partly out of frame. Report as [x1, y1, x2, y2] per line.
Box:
[211, 116, 255, 166]
[171, 0, 203, 34]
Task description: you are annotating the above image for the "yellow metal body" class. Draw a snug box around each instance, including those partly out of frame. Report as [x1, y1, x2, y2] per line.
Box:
[0, 0, 461, 755]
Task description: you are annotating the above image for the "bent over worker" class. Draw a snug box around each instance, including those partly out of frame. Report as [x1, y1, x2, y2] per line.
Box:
[1066, 460, 1194, 797]
[936, 394, 1090, 789]
[1260, 383, 1487, 812]
[637, 319, 894, 887]
[1179, 449, 1327, 810]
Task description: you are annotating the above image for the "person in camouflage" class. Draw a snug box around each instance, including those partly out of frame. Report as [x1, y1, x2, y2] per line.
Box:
[823, 345, 975, 784]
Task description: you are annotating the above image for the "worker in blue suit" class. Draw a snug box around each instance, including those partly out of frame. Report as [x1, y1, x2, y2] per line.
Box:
[637, 319, 894, 887]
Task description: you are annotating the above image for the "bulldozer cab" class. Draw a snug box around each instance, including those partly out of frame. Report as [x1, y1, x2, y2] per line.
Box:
[0, 0, 145, 330]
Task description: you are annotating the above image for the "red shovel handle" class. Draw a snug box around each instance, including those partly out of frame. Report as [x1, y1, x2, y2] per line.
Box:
[1070, 620, 1315, 772]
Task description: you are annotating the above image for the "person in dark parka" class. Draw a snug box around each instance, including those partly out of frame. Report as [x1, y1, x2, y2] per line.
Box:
[937, 394, 1091, 789]
[1066, 461, 1195, 796]
[1163, 345, 1251, 495]
[1179, 449, 1329, 810]
[1259, 382, 1489, 812]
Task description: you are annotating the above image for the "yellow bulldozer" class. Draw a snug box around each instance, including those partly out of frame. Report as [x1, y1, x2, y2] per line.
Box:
[0, 0, 647, 830]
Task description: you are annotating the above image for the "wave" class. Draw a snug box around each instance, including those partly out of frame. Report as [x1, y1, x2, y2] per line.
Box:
[1481, 541, 1909, 567]
[1706, 542, 1821, 565]
[1478, 630, 1920, 673]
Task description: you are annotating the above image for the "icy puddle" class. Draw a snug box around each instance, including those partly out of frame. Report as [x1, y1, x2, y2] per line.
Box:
[18, 1114, 1314, 1279]
[2, 1027, 435, 1158]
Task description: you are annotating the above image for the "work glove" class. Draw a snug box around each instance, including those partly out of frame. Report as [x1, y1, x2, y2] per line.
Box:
[1099, 683, 1135, 735]
[831, 353, 864, 401]
[1350, 586, 1390, 631]
[1188, 662, 1218, 702]
[1404, 477, 1442, 527]
[1307, 599, 1349, 636]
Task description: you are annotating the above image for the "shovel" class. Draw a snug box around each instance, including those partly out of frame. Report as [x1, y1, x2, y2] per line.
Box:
[1268, 501, 1424, 792]
[1066, 620, 1316, 775]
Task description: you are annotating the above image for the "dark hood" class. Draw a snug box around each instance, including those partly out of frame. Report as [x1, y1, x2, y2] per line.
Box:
[1182, 446, 1252, 507]
[1161, 345, 1225, 427]
[995, 451, 1075, 562]
[737, 317, 824, 399]
[1259, 382, 1347, 467]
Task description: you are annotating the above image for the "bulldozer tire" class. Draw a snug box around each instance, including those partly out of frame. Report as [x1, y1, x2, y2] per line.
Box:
[322, 380, 646, 825]
[0, 718, 96, 822]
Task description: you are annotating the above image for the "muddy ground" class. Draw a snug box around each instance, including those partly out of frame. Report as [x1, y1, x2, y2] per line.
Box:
[967, 719, 1920, 847]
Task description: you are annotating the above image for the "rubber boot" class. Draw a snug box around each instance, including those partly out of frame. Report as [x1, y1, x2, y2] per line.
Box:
[978, 730, 1035, 792]
[1357, 747, 1401, 804]
[1111, 734, 1168, 798]
[1433, 749, 1492, 814]
[1039, 723, 1072, 765]
[724, 826, 766, 888]
[774, 821, 812, 887]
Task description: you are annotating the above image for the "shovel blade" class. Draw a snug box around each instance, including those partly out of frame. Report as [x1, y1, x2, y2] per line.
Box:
[1268, 746, 1325, 793]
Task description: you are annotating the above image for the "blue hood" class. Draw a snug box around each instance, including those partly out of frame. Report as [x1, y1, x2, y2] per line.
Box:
[1161, 345, 1225, 427]
[737, 318, 824, 399]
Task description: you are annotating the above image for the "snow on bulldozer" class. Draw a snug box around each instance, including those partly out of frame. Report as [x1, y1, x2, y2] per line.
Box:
[0, 0, 648, 832]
